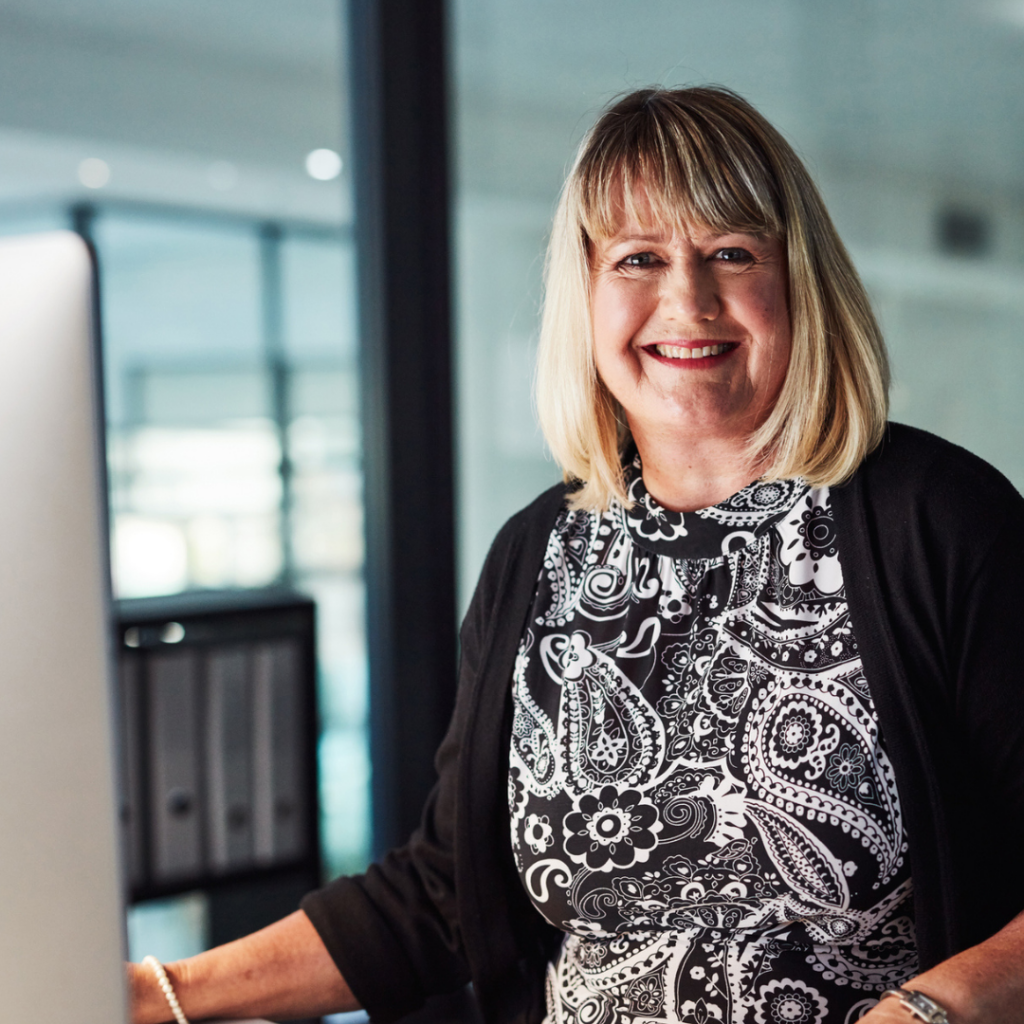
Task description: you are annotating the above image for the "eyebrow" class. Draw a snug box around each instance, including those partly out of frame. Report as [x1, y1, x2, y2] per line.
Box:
[603, 229, 767, 246]
[603, 233, 670, 245]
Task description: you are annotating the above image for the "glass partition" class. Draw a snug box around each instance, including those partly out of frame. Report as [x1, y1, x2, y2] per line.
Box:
[100, 215, 276, 597]
[97, 211, 369, 883]
[0, 0, 366, 956]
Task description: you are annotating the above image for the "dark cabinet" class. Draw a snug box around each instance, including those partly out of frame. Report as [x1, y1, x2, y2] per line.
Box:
[115, 589, 320, 905]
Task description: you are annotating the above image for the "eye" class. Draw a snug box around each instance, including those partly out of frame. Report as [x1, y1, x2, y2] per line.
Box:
[620, 251, 657, 267]
[713, 247, 754, 263]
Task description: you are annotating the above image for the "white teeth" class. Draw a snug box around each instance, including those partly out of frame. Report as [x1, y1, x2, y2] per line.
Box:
[653, 343, 727, 359]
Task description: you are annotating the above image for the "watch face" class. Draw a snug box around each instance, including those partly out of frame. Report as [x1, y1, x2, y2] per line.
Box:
[895, 989, 948, 1023]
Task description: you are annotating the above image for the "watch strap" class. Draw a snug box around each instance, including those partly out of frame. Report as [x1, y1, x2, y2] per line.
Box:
[880, 988, 950, 1024]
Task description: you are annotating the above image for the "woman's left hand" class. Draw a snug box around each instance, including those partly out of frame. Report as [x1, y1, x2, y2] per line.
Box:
[855, 994, 944, 1023]
[849, 907, 1024, 1024]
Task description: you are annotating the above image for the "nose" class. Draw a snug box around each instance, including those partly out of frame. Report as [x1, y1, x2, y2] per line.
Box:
[659, 258, 720, 323]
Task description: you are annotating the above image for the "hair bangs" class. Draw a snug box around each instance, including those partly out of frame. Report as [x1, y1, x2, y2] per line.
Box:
[576, 90, 785, 245]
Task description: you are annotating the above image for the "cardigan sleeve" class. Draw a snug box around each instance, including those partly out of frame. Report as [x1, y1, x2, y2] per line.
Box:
[895, 432, 1024, 945]
[830, 423, 1024, 962]
[947, 505, 1024, 944]
[851, 423, 1024, 953]
[299, 511, 528, 1022]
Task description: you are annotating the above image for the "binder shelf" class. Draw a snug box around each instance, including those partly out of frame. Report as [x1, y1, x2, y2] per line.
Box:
[116, 590, 320, 903]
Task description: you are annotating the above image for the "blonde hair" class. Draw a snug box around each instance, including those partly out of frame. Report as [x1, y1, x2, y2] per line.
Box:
[536, 87, 889, 510]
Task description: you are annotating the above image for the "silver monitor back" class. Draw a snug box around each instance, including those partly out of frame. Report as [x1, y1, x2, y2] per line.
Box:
[0, 231, 127, 1022]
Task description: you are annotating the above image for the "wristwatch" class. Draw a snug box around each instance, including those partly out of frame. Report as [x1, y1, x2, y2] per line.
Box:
[880, 988, 950, 1023]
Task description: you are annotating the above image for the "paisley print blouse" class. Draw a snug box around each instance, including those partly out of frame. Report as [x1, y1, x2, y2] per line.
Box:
[508, 462, 918, 1024]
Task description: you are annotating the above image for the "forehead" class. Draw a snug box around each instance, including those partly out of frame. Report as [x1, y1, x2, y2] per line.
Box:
[592, 219, 730, 247]
[587, 200, 717, 256]
[580, 162, 781, 247]
[588, 209, 776, 256]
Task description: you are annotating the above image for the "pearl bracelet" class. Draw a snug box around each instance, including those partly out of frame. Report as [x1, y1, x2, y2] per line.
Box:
[142, 956, 191, 1024]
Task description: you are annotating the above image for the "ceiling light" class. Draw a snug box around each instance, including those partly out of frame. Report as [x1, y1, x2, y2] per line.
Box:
[78, 157, 111, 189]
[305, 148, 342, 181]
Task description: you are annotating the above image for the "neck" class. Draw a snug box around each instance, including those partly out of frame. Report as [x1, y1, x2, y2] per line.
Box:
[631, 424, 763, 513]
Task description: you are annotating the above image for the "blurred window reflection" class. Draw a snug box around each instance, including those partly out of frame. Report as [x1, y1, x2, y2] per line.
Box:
[90, 206, 369, 881]
[0, 0, 364, 955]
[100, 214, 278, 597]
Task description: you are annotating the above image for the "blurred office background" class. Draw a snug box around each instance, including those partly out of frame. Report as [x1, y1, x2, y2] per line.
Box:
[452, 0, 1024, 605]
[0, 0, 1022, 975]
[0, 0, 366, 961]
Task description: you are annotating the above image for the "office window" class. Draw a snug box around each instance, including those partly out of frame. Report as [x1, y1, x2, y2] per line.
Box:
[280, 233, 368, 877]
[0, 0, 367, 955]
[452, 0, 1024, 604]
[98, 211, 369, 884]
[100, 215, 276, 596]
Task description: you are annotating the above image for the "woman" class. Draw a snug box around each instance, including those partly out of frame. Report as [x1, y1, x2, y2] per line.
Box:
[132, 88, 1024, 1024]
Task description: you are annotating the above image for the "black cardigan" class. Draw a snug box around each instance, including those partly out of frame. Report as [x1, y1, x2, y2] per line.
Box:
[302, 423, 1024, 1024]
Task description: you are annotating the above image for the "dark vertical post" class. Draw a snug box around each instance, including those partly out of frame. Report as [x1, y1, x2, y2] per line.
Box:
[70, 202, 97, 242]
[347, 0, 457, 855]
[259, 222, 296, 588]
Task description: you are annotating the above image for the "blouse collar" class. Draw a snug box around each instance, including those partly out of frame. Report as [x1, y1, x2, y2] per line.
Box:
[618, 454, 808, 560]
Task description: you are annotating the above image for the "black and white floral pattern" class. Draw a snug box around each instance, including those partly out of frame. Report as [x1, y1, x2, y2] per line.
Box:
[509, 464, 917, 1024]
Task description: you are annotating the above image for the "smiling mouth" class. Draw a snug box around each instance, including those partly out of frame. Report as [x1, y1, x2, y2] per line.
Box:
[646, 342, 737, 361]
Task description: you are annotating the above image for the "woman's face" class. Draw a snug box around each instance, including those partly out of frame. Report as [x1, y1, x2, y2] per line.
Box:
[590, 213, 791, 450]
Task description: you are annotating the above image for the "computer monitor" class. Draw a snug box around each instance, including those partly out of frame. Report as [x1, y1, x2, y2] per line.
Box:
[0, 231, 128, 1022]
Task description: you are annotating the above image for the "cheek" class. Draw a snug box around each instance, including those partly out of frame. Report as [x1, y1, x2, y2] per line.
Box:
[755, 295, 792, 391]
[750, 278, 791, 360]
[591, 280, 647, 367]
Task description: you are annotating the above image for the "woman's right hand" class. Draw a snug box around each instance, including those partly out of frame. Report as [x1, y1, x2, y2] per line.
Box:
[127, 910, 359, 1023]
[128, 959, 168, 1024]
